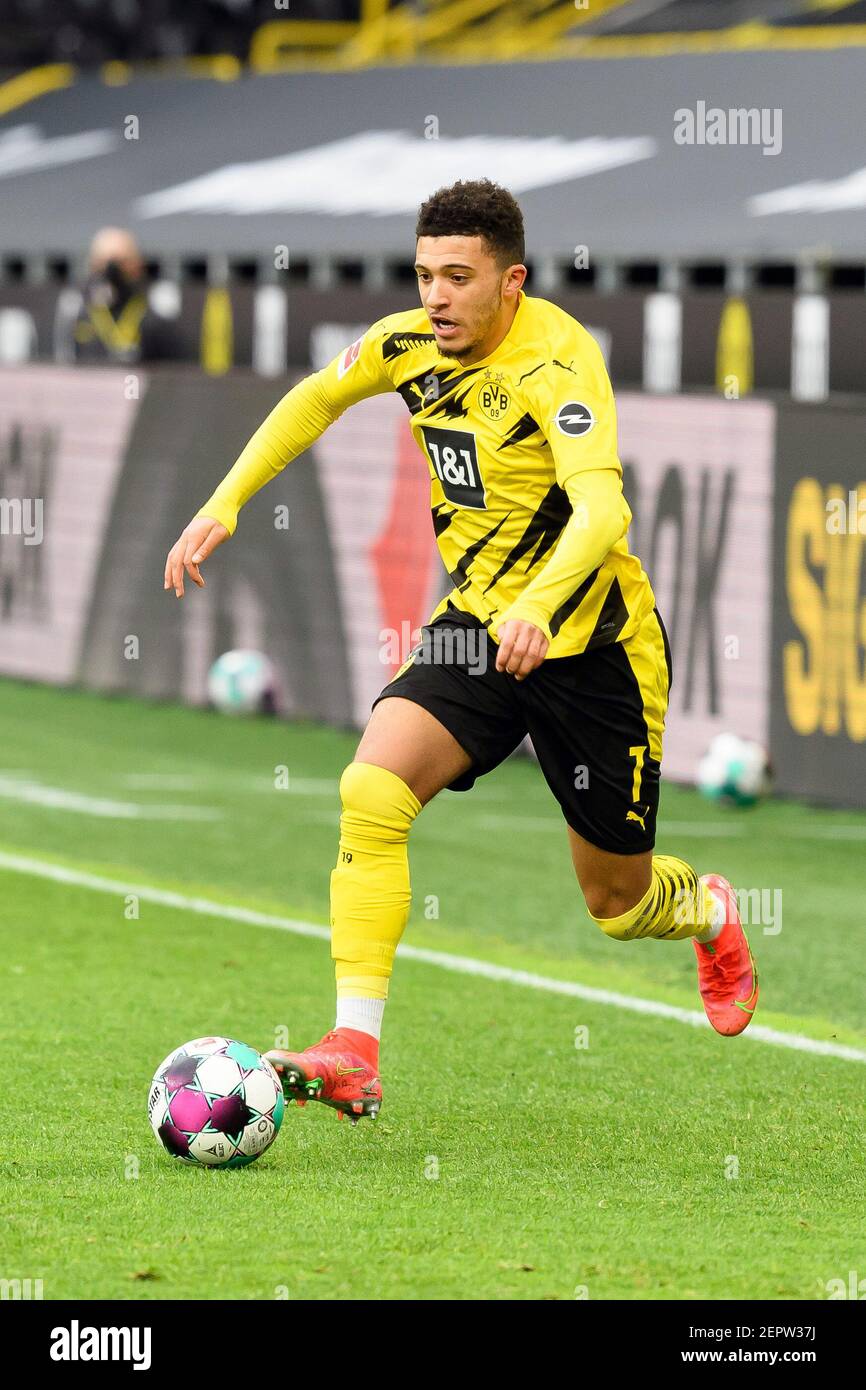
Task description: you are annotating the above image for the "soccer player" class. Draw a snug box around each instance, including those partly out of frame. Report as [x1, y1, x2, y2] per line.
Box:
[164, 180, 759, 1124]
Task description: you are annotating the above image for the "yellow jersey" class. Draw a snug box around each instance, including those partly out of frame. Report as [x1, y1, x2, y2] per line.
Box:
[195, 289, 656, 658]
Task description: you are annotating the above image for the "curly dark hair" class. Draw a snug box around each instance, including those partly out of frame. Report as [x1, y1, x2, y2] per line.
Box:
[415, 179, 525, 271]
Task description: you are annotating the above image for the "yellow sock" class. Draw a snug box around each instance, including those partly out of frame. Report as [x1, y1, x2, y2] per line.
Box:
[330, 762, 421, 1001]
[589, 855, 717, 942]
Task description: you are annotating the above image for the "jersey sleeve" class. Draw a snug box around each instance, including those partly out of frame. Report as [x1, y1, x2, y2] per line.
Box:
[194, 319, 394, 535]
[525, 323, 622, 488]
[491, 325, 630, 641]
[492, 469, 629, 641]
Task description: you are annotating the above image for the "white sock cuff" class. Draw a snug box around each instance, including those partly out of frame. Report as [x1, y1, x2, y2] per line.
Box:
[335, 996, 385, 1041]
[694, 886, 725, 942]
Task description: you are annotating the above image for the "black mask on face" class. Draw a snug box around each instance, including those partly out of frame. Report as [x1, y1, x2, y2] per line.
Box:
[87, 258, 141, 309]
[103, 258, 135, 292]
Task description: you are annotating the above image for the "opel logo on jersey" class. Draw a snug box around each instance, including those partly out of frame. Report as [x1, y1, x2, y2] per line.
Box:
[555, 401, 595, 437]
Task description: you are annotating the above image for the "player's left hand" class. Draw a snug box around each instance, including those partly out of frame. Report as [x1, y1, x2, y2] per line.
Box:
[494, 620, 549, 681]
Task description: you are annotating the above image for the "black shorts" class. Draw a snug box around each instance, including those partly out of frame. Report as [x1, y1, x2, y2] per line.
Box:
[371, 601, 672, 855]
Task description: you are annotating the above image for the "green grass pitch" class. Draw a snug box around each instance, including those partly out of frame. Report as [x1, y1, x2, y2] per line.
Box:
[0, 677, 863, 1301]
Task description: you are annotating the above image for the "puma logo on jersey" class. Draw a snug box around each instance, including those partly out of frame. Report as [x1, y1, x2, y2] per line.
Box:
[626, 808, 647, 830]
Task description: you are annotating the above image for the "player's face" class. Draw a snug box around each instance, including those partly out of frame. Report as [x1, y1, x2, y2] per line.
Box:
[415, 235, 523, 364]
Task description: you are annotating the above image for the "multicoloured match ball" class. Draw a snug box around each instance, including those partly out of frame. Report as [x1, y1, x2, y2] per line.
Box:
[148, 1037, 284, 1168]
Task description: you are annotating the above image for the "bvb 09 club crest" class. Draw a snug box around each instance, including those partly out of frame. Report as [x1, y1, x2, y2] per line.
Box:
[477, 377, 510, 420]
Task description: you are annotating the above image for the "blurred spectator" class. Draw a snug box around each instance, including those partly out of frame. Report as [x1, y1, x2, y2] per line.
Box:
[0, 0, 366, 72]
[60, 226, 180, 364]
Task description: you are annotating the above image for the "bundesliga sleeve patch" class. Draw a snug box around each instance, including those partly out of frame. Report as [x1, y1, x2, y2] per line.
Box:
[337, 335, 363, 379]
[554, 401, 595, 437]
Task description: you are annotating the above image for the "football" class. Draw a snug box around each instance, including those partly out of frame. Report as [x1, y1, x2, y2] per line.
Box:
[206, 649, 279, 715]
[148, 1037, 284, 1168]
[697, 732, 772, 807]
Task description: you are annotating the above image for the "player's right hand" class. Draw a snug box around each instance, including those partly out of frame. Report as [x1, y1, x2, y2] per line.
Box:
[164, 516, 229, 598]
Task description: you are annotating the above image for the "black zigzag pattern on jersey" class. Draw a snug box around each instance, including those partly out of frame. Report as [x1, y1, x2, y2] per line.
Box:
[431, 502, 456, 538]
[584, 576, 629, 650]
[548, 566, 602, 639]
[496, 411, 546, 451]
[426, 379, 478, 420]
[482, 483, 571, 595]
[382, 331, 437, 360]
[449, 513, 512, 592]
[396, 366, 480, 418]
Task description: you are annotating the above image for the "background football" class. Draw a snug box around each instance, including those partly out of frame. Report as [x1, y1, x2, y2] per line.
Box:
[148, 1037, 284, 1168]
[697, 733, 773, 808]
[206, 650, 279, 716]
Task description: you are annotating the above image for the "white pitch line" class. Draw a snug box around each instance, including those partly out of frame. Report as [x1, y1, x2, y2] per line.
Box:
[120, 773, 341, 797]
[111, 776, 866, 840]
[118, 774, 521, 801]
[122, 773, 205, 790]
[0, 776, 221, 821]
[0, 848, 864, 1066]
